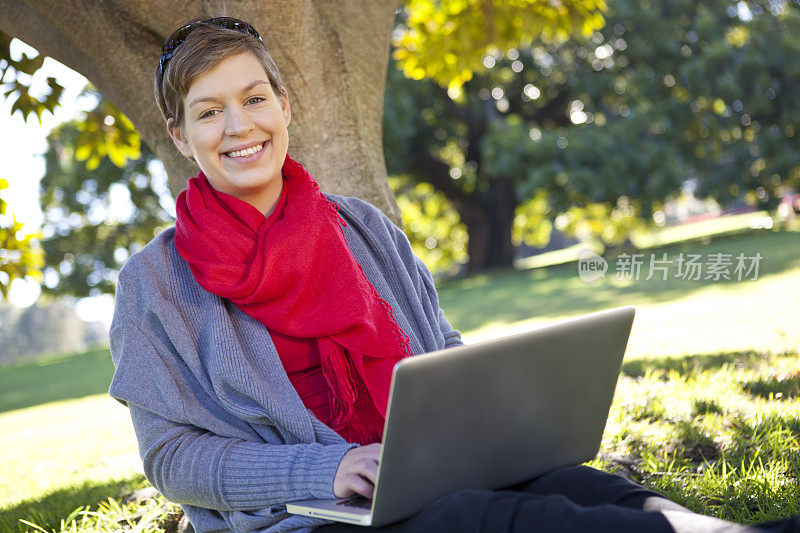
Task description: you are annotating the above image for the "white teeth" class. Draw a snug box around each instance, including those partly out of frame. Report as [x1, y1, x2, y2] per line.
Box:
[227, 143, 264, 158]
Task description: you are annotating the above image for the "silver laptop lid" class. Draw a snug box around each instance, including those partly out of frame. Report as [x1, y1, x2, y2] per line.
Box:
[369, 306, 635, 527]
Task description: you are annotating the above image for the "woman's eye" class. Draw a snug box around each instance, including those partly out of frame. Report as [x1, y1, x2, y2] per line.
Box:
[247, 96, 266, 105]
[199, 109, 217, 119]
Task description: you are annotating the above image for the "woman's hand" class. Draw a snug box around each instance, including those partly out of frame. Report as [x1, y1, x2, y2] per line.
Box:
[333, 443, 381, 499]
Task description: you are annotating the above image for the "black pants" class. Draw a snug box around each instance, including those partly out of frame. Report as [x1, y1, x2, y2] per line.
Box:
[315, 465, 798, 532]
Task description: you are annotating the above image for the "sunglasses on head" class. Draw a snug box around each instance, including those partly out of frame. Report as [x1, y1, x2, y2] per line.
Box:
[159, 17, 264, 73]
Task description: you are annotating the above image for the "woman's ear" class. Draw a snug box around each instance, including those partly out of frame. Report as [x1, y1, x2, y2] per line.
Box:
[279, 90, 291, 127]
[167, 118, 194, 159]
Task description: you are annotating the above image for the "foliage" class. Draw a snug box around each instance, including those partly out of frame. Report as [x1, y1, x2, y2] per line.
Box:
[389, 175, 468, 274]
[1, 34, 157, 298]
[673, 0, 800, 207]
[555, 197, 644, 246]
[512, 190, 552, 247]
[0, 30, 63, 122]
[0, 31, 56, 300]
[73, 97, 141, 170]
[393, 0, 607, 91]
[546, 0, 800, 212]
[0, 179, 44, 300]
[39, 89, 172, 297]
[386, 0, 800, 272]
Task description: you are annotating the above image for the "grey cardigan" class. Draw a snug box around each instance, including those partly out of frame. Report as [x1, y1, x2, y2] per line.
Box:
[109, 194, 462, 533]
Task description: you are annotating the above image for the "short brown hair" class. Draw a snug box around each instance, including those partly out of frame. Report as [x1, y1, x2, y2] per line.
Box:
[154, 20, 285, 129]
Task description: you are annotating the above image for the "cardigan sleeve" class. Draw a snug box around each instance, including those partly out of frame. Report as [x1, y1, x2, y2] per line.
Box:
[127, 403, 356, 511]
[110, 319, 357, 512]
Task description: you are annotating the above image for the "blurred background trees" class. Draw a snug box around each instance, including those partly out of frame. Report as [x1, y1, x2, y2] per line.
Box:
[0, 300, 106, 365]
[386, 0, 800, 272]
[38, 90, 170, 297]
[0, 34, 46, 298]
[0, 178, 44, 298]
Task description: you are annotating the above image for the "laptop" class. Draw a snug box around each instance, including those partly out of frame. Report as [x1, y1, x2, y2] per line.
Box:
[286, 306, 635, 527]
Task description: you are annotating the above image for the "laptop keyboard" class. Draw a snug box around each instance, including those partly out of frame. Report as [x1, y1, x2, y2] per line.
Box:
[336, 496, 372, 510]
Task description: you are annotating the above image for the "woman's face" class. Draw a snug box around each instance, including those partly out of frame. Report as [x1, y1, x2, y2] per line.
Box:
[168, 51, 291, 215]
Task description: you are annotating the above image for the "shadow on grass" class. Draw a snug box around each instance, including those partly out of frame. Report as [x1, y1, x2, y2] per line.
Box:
[692, 397, 725, 416]
[0, 345, 115, 415]
[0, 475, 147, 533]
[673, 420, 721, 463]
[438, 229, 800, 334]
[742, 374, 800, 401]
[620, 349, 779, 379]
[599, 346, 800, 523]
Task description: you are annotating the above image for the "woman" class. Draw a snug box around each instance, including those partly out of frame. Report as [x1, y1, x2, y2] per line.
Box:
[109, 17, 798, 533]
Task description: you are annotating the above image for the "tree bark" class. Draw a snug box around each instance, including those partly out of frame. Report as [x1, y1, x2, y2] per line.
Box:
[0, 0, 401, 223]
[458, 179, 518, 273]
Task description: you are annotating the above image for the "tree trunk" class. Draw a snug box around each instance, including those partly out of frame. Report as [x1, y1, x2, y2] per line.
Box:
[457, 177, 518, 273]
[0, 0, 401, 223]
[407, 146, 518, 273]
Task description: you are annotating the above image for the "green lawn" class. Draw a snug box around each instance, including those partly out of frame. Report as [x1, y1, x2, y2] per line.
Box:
[441, 226, 800, 359]
[596, 349, 800, 524]
[0, 349, 144, 531]
[0, 346, 117, 414]
[0, 393, 143, 531]
[1, 222, 799, 531]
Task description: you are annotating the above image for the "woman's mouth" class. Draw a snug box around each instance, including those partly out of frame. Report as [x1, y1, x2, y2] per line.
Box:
[224, 141, 267, 159]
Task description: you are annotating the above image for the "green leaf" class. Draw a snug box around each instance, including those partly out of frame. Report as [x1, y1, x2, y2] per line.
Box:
[74, 144, 92, 161]
[12, 52, 45, 75]
[394, 0, 607, 89]
[0, 32, 62, 120]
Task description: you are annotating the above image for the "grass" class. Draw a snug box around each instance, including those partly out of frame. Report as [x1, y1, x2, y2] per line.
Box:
[0, 393, 143, 532]
[441, 226, 800, 359]
[591, 349, 800, 524]
[0, 351, 142, 532]
[1, 221, 798, 531]
[1, 477, 152, 533]
[0, 346, 116, 414]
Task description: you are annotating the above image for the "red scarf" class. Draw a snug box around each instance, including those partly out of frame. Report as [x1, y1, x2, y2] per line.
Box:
[174, 155, 412, 444]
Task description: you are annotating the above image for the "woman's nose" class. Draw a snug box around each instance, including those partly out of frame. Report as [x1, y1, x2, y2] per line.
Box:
[224, 107, 254, 136]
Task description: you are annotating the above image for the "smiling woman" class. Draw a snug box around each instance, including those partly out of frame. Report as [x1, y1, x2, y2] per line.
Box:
[110, 18, 462, 533]
[153, 20, 290, 217]
[106, 16, 800, 533]
[167, 55, 290, 216]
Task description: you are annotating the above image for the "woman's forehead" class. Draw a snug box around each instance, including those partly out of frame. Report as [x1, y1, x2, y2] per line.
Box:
[185, 52, 270, 100]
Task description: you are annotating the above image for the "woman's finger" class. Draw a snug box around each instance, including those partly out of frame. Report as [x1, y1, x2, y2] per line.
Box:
[333, 444, 382, 498]
[356, 456, 379, 486]
[348, 473, 375, 499]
